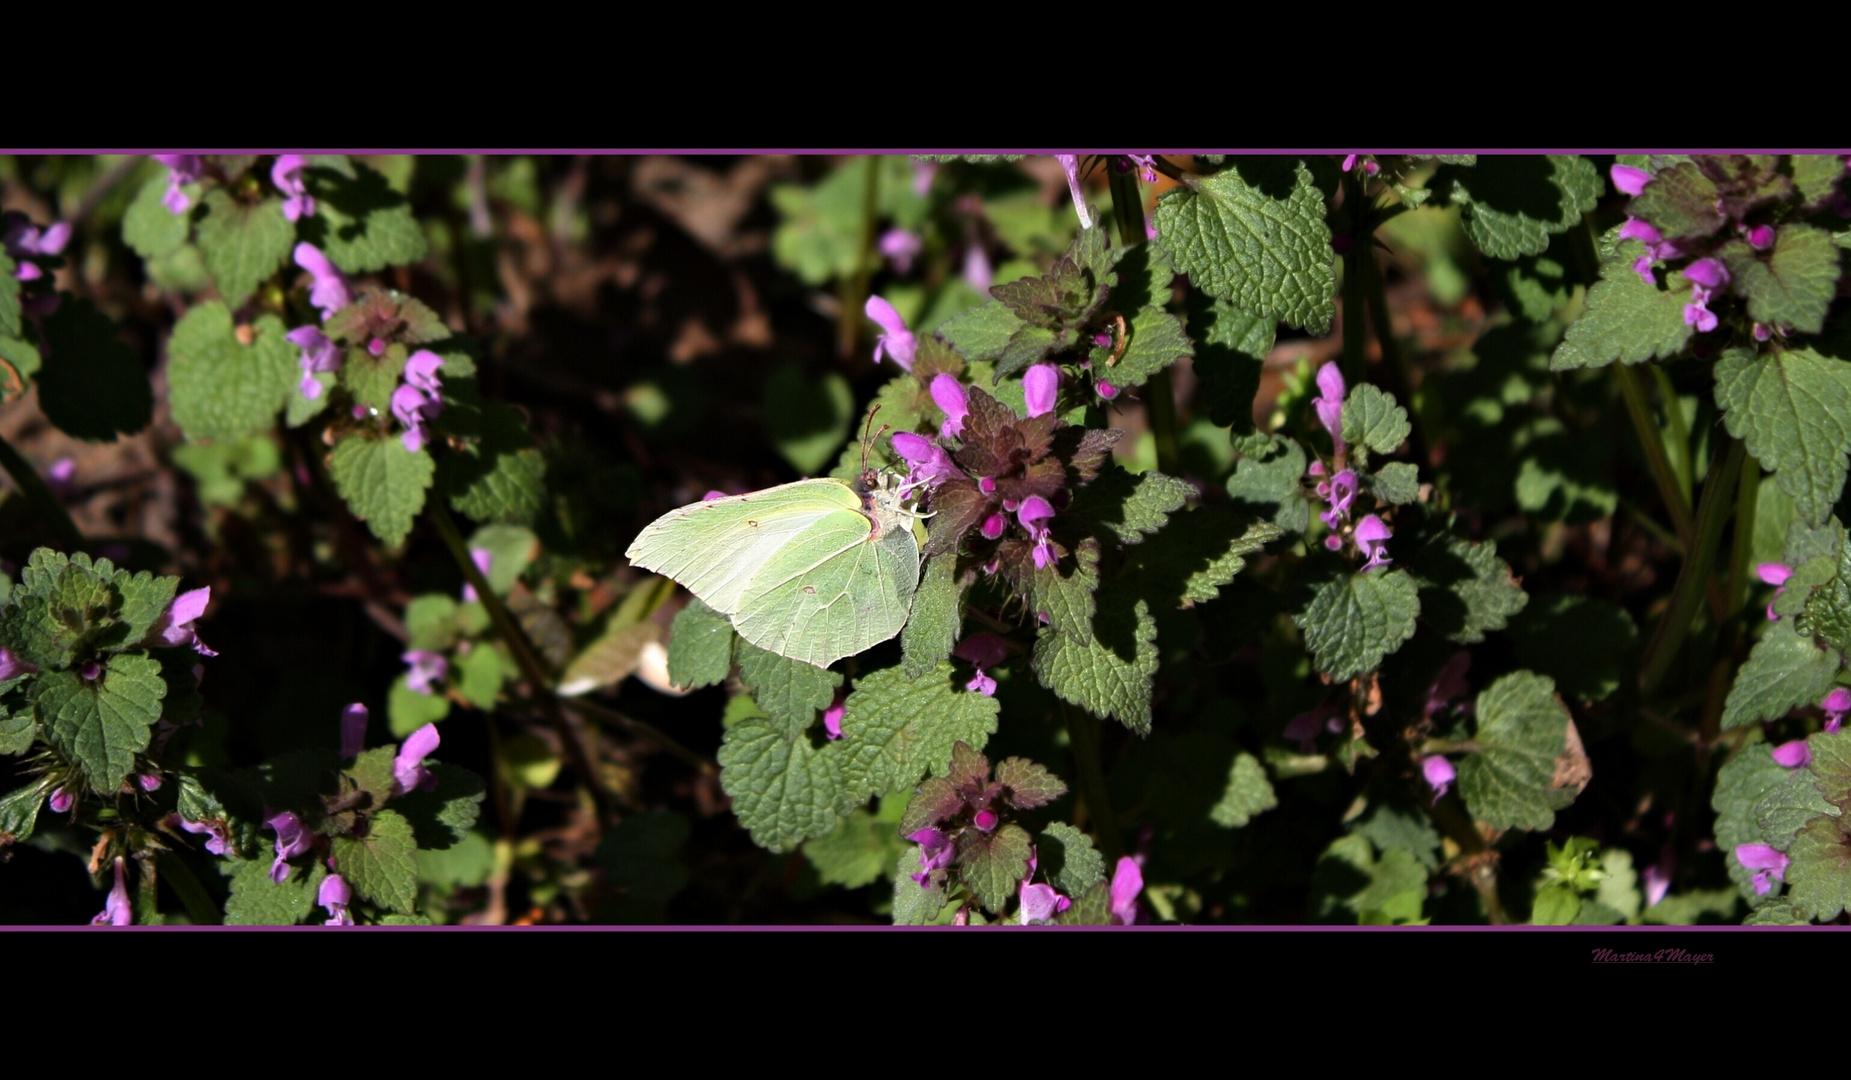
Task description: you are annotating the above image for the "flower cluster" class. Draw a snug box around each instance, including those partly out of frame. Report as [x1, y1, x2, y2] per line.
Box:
[152, 154, 203, 215]
[1734, 843, 1789, 896]
[391, 350, 445, 452]
[2, 211, 70, 281]
[1305, 363, 1394, 572]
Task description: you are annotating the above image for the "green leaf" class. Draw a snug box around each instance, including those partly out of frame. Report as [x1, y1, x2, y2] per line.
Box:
[1593, 848, 1643, 924]
[344, 745, 399, 811]
[340, 343, 406, 413]
[901, 553, 963, 679]
[1037, 821, 1106, 897]
[387, 673, 451, 735]
[1440, 155, 1600, 259]
[1310, 833, 1428, 922]
[0, 253, 18, 340]
[665, 600, 734, 690]
[331, 809, 419, 914]
[1294, 568, 1420, 681]
[1804, 538, 1851, 656]
[1743, 899, 1807, 925]
[1751, 766, 1836, 852]
[1457, 671, 1575, 832]
[0, 700, 34, 756]
[1720, 225, 1842, 335]
[1371, 463, 1420, 505]
[1352, 801, 1442, 872]
[1510, 416, 1618, 524]
[1226, 436, 1309, 534]
[442, 400, 546, 525]
[1209, 752, 1278, 828]
[394, 763, 487, 850]
[194, 190, 293, 307]
[1107, 307, 1191, 389]
[1549, 240, 1694, 371]
[992, 324, 1062, 381]
[1506, 594, 1638, 702]
[37, 653, 166, 795]
[596, 810, 692, 903]
[1715, 745, 1802, 902]
[937, 300, 1028, 363]
[1127, 507, 1281, 606]
[300, 162, 429, 273]
[736, 642, 842, 736]
[1340, 384, 1410, 459]
[1067, 467, 1195, 546]
[1810, 728, 1851, 812]
[1189, 296, 1273, 433]
[1054, 880, 1114, 926]
[328, 433, 435, 547]
[1715, 346, 1851, 525]
[122, 173, 189, 259]
[764, 365, 853, 476]
[1785, 814, 1851, 922]
[1531, 884, 1581, 925]
[0, 781, 47, 846]
[995, 756, 1067, 809]
[417, 830, 494, 890]
[1405, 530, 1528, 645]
[716, 713, 844, 853]
[957, 821, 1033, 914]
[1022, 538, 1100, 640]
[1628, 161, 1724, 242]
[770, 158, 879, 286]
[892, 847, 949, 925]
[167, 303, 297, 443]
[35, 298, 153, 442]
[1153, 160, 1338, 333]
[1033, 590, 1159, 734]
[804, 800, 905, 890]
[838, 663, 999, 803]
[224, 854, 327, 926]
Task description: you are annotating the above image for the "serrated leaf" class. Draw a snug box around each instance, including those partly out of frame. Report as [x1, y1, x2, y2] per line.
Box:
[35, 298, 153, 442]
[936, 300, 1027, 363]
[804, 802, 904, 890]
[665, 600, 734, 690]
[0, 254, 18, 340]
[995, 757, 1066, 809]
[901, 553, 962, 679]
[394, 763, 486, 850]
[1022, 536, 1100, 639]
[1311, 833, 1428, 921]
[1805, 538, 1851, 655]
[838, 663, 999, 803]
[1722, 225, 1842, 335]
[736, 642, 841, 736]
[1507, 594, 1638, 702]
[441, 399, 546, 526]
[1352, 801, 1442, 871]
[892, 847, 949, 925]
[224, 854, 327, 926]
[1629, 161, 1724, 241]
[1785, 814, 1851, 922]
[0, 702, 34, 755]
[0, 782, 47, 846]
[331, 809, 419, 914]
[1443, 156, 1599, 260]
[1341, 384, 1410, 459]
[716, 713, 844, 853]
[38, 653, 166, 795]
[1810, 729, 1851, 812]
[1068, 467, 1195, 546]
[1406, 530, 1528, 645]
[344, 745, 399, 811]
[993, 324, 1062, 381]
[1715, 346, 1851, 525]
[1153, 160, 1337, 333]
[596, 810, 692, 903]
[1458, 671, 1574, 832]
[1743, 899, 1807, 925]
[122, 173, 189, 259]
[167, 303, 297, 443]
[1055, 880, 1113, 926]
[764, 365, 853, 475]
[1371, 463, 1420, 505]
[1549, 241, 1694, 371]
[1128, 508, 1280, 606]
[1209, 752, 1278, 828]
[328, 434, 435, 547]
[1038, 821, 1106, 897]
[1107, 307, 1191, 389]
[957, 821, 1032, 914]
[1190, 296, 1273, 434]
[300, 162, 428, 273]
[194, 190, 292, 307]
[1226, 436, 1309, 534]
[1034, 590, 1159, 734]
[1295, 568, 1420, 681]
[1751, 767, 1836, 852]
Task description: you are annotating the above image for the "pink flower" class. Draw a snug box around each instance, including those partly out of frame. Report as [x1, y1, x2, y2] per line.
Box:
[878, 228, 921, 274]
[1018, 882, 1071, 925]
[1422, 756, 1455, 805]
[1313, 362, 1346, 455]
[176, 814, 230, 856]
[152, 154, 203, 214]
[1017, 495, 1057, 569]
[340, 703, 368, 759]
[1683, 258, 1730, 334]
[931, 374, 969, 439]
[1055, 155, 1094, 229]
[908, 827, 955, 888]
[1096, 380, 1119, 401]
[1642, 863, 1672, 909]
[287, 325, 341, 399]
[154, 587, 216, 657]
[49, 787, 75, 814]
[1355, 514, 1393, 571]
[1734, 843, 1789, 896]
[963, 244, 993, 295]
[91, 857, 132, 926]
[891, 432, 960, 491]
[1023, 364, 1059, 419]
[1610, 164, 1652, 196]
[319, 873, 355, 926]
[1746, 224, 1776, 251]
[1619, 217, 1684, 283]
[403, 650, 448, 695]
[266, 810, 313, 883]
[980, 513, 1007, 541]
[393, 723, 441, 796]
[0, 647, 38, 682]
[1771, 740, 1811, 769]
[1822, 687, 1850, 734]
[822, 694, 846, 740]
[271, 154, 316, 223]
[953, 633, 1010, 697]
[866, 296, 916, 371]
[1317, 469, 1359, 531]
[1109, 856, 1143, 925]
[1756, 562, 1792, 621]
[294, 243, 351, 318]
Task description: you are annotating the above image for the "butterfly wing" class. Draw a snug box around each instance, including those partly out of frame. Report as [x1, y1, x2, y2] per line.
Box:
[730, 505, 919, 668]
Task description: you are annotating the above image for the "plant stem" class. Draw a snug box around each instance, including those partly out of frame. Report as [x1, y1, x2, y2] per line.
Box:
[0, 430, 85, 552]
[156, 852, 222, 925]
[555, 694, 715, 776]
[1063, 702, 1123, 864]
[1613, 364, 1694, 550]
[429, 499, 617, 826]
[1356, 225, 1430, 466]
[1339, 174, 1369, 391]
[1105, 162, 1180, 477]
[1639, 438, 1745, 696]
[838, 156, 883, 361]
[1648, 365, 1694, 504]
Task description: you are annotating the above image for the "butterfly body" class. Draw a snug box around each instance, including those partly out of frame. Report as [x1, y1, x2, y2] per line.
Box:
[625, 474, 921, 669]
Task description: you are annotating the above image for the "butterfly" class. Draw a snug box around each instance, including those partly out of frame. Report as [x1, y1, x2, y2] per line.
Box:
[625, 468, 923, 670]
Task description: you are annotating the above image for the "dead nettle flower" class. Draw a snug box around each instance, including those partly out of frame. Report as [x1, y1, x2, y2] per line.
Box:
[879, 228, 922, 274]
[48, 787, 75, 814]
[152, 154, 204, 215]
[2, 212, 71, 280]
[1422, 756, 1456, 806]
[1314, 464, 1360, 537]
[91, 857, 132, 927]
[1339, 154, 1380, 177]
[294, 242, 351, 319]
[137, 774, 162, 793]
[1055, 155, 1094, 230]
[288, 325, 341, 399]
[822, 693, 847, 741]
[1023, 364, 1059, 419]
[1018, 882, 1070, 924]
[153, 587, 216, 657]
[1355, 514, 1394, 572]
[866, 296, 916, 371]
[1682, 257, 1730, 334]
[390, 350, 445, 452]
[892, 432, 961, 492]
[393, 723, 441, 796]
[963, 244, 993, 295]
[0, 647, 38, 681]
[1756, 563, 1793, 621]
[460, 547, 493, 603]
[1109, 856, 1144, 926]
[912, 160, 938, 196]
[1313, 362, 1347, 455]
[1823, 688, 1850, 734]
[932, 374, 969, 439]
[402, 649, 448, 695]
[1619, 217, 1684, 284]
[46, 457, 77, 500]
[953, 633, 1010, 697]
[1771, 739, 1812, 769]
[1017, 495, 1057, 569]
[340, 703, 369, 760]
[319, 873, 355, 926]
[271, 154, 316, 223]
[1734, 843, 1789, 896]
[266, 810, 314, 883]
[1283, 702, 1344, 753]
[176, 814, 231, 855]
[907, 827, 955, 888]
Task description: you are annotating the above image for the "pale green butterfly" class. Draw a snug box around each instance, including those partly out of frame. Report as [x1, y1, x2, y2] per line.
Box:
[625, 465, 924, 670]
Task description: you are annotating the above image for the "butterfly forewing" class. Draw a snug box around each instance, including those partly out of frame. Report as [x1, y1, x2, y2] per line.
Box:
[731, 513, 918, 668]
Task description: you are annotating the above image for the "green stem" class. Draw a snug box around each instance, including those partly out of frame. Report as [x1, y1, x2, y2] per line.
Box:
[1614, 364, 1694, 549]
[1063, 703, 1123, 864]
[1639, 438, 1745, 696]
[555, 693, 715, 776]
[156, 852, 222, 925]
[0, 430, 85, 552]
[1105, 162, 1180, 476]
[1729, 463, 1759, 615]
[429, 499, 618, 825]
[1339, 174, 1369, 390]
[838, 156, 883, 361]
[1355, 226, 1430, 466]
[1570, 216, 1604, 286]
[1648, 365, 1694, 504]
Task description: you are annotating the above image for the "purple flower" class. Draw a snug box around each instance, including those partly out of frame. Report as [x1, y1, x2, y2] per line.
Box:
[46, 457, 77, 500]
[271, 154, 316, 223]
[1355, 514, 1393, 571]
[1283, 703, 1343, 753]
[1619, 217, 1684, 283]
[980, 513, 1006, 541]
[2, 214, 72, 280]
[912, 161, 937, 196]
[1339, 154, 1378, 177]
[932, 374, 969, 439]
[49, 787, 74, 814]
[287, 325, 341, 399]
[866, 296, 916, 371]
[152, 154, 203, 215]
[1642, 863, 1671, 909]
[1318, 468, 1359, 531]
[1313, 362, 1346, 455]
[963, 244, 993, 295]
[1610, 164, 1652, 196]
[954, 633, 1010, 697]
[1422, 756, 1456, 805]
[823, 694, 846, 740]
[1754, 323, 1773, 342]
[891, 432, 961, 491]
[908, 827, 955, 888]
[1096, 380, 1119, 401]
[394, 722, 441, 795]
[1018, 495, 1057, 569]
[0, 647, 38, 682]
[1771, 740, 1811, 769]
[267, 810, 313, 883]
[1018, 882, 1071, 925]
[177, 814, 230, 856]
[137, 774, 162, 793]
[403, 650, 448, 696]
[1734, 843, 1789, 896]
[1746, 224, 1776, 251]
[91, 857, 132, 926]
[391, 352, 445, 452]
[319, 873, 355, 926]
[1055, 155, 1094, 229]
[879, 228, 921, 274]
[1109, 856, 1143, 926]
[1823, 687, 1850, 734]
[1023, 364, 1059, 419]
[461, 547, 494, 604]
[1683, 258, 1730, 334]
[154, 587, 216, 657]
[294, 243, 351, 319]
[972, 808, 999, 832]
[341, 703, 369, 759]
[404, 349, 444, 395]
[1756, 562, 1792, 621]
